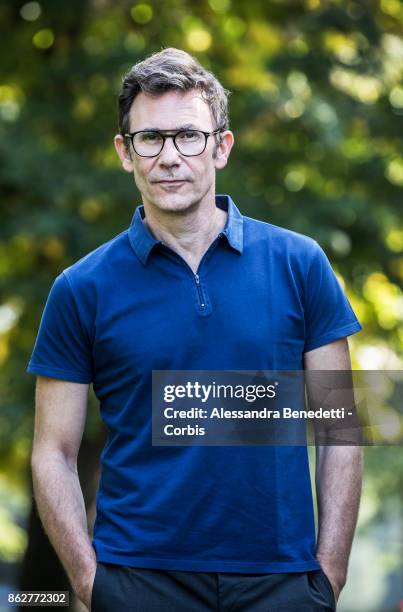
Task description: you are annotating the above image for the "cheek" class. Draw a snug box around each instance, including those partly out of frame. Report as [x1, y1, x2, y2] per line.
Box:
[133, 162, 151, 186]
[193, 156, 215, 181]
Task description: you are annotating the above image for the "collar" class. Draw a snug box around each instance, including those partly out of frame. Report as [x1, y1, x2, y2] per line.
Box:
[128, 194, 244, 265]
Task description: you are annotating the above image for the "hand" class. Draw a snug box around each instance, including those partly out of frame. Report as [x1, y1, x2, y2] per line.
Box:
[76, 563, 97, 611]
[318, 562, 345, 604]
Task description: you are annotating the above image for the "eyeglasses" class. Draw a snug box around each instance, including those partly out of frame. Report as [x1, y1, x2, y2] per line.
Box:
[124, 128, 224, 157]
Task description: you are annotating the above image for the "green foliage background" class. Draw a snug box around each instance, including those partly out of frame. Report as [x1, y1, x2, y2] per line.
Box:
[0, 0, 402, 608]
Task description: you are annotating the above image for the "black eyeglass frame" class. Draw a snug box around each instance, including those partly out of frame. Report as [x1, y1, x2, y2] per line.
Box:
[123, 128, 225, 157]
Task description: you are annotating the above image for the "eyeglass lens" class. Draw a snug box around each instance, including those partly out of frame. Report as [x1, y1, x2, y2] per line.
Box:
[133, 130, 206, 157]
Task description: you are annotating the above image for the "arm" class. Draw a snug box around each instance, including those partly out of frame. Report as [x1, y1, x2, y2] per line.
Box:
[304, 338, 363, 603]
[31, 376, 96, 610]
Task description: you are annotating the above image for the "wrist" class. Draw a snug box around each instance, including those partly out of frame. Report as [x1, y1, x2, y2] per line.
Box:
[73, 562, 97, 607]
[317, 556, 346, 601]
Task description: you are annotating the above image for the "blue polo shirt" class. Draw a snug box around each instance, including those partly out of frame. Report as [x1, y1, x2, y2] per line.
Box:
[27, 195, 361, 573]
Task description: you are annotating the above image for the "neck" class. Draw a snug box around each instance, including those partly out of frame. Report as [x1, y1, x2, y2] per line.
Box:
[141, 193, 227, 274]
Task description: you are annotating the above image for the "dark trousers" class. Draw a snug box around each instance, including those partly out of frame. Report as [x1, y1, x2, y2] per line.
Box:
[91, 563, 336, 611]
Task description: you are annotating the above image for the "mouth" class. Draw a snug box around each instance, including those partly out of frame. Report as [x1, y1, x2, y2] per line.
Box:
[156, 180, 188, 184]
[154, 179, 189, 189]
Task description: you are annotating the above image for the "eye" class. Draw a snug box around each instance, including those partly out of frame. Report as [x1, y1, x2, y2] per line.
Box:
[139, 132, 162, 143]
[178, 130, 201, 142]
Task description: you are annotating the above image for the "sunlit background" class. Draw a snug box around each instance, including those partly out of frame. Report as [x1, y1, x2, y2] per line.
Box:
[0, 0, 402, 610]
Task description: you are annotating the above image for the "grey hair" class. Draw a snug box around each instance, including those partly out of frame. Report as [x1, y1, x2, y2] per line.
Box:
[118, 47, 230, 154]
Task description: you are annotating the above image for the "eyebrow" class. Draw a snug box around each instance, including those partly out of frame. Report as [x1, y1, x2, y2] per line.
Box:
[137, 124, 200, 132]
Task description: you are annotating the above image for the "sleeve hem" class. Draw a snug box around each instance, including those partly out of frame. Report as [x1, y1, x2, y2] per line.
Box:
[26, 362, 92, 384]
[303, 321, 362, 353]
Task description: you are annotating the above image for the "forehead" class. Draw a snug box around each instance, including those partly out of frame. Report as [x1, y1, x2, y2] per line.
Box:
[128, 90, 214, 131]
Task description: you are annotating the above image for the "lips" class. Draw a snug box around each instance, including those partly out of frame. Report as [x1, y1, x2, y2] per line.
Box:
[156, 180, 187, 183]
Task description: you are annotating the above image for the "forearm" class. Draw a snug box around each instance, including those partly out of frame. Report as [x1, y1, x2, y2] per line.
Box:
[315, 445, 363, 587]
[31, 449, 96, 599]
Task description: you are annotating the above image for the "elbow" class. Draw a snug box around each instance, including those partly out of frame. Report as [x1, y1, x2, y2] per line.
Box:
[31, 438, 47, 473]
[351, 445, 364, 466]
[31, 444, 78, 477]
[31, 444, 41, 474]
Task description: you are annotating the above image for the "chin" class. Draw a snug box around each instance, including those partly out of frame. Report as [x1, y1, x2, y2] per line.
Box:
[150, 194, 200, 213]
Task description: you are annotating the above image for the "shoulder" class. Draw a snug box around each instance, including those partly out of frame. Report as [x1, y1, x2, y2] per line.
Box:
[61, 228, 131, 289]
[242, 214, 321, 262]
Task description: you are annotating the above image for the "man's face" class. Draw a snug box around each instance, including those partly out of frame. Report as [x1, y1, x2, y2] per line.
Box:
[114, 89, 233, 213]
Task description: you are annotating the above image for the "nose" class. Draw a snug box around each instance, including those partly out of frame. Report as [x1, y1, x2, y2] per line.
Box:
[157, 136, 181, 166]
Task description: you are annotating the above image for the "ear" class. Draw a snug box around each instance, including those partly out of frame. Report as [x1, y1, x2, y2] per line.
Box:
[214, 130, 234, 170]
[114, 134, 135, 173]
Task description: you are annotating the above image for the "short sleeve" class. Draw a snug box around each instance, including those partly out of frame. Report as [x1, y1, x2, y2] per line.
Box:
[26, 272, 93, 383]
[303, 243, 362, 353]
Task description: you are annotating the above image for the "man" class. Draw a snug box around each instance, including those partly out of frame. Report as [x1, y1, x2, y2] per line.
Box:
[28, 48, 363, 611]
